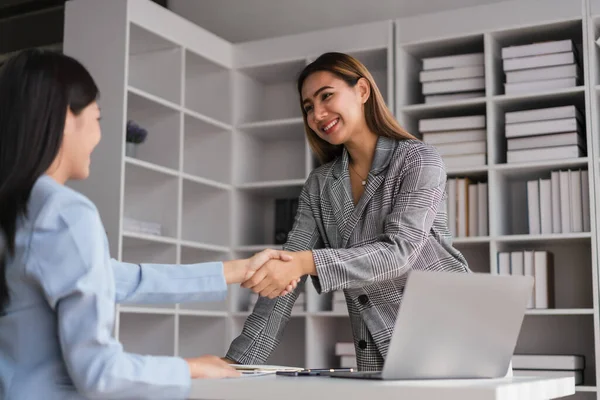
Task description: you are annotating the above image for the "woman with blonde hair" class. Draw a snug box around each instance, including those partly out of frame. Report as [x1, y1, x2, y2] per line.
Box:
[224, 52, 470, 371]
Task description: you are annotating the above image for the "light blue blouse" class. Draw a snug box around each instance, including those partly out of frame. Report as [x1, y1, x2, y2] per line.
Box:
[0, 175, 228, 399]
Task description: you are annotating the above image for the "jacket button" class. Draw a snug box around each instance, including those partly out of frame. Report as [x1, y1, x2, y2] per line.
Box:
[358, 340, 367, 349]
[358, 295, 368, 305]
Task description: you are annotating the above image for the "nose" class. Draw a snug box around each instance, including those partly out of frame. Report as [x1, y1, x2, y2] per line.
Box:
[312, 102, 327, 123]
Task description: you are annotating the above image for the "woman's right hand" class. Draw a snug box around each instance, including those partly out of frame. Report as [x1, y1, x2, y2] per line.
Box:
[185, 355, 241, 379]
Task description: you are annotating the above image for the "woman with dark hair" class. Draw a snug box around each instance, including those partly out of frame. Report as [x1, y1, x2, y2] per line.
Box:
[0, 49, 297, 399]
[224, 52, 471, 371]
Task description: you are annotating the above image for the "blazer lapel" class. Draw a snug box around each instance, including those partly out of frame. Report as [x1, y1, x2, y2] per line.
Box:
[329, 150, 355, 242]
[341, 136, 397, 247]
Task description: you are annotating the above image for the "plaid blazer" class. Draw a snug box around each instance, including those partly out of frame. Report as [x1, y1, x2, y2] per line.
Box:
[226, 136, 470, 371]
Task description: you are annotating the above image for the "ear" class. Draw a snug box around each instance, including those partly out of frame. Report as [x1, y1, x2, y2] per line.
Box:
[64, 107, 75, 137]
[356, 77, 371, 104]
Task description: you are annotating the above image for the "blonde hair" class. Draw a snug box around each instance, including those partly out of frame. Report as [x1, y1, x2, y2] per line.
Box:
[297, 52, 417, 165]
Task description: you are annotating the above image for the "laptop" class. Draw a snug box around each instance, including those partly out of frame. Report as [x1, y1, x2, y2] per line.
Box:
[329, 270, 533, 380]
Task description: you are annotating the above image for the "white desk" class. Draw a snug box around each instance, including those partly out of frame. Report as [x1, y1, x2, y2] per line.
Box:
[188, 374, 575, 400]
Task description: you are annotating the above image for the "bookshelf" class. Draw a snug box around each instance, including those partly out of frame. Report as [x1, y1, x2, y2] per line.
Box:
[63, 0, 599, 398]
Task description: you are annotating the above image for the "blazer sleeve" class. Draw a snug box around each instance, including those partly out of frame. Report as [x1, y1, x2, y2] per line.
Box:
[225, 177, 323, 364]
[27, 194, 191, 399]
[311, 143, 447, 293]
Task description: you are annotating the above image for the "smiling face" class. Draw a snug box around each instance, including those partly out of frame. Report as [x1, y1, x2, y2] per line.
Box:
[61, 101, 102, 180]
[301, 71, 370, 146]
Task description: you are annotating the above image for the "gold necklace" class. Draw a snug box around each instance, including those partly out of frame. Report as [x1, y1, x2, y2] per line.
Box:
[350, 163, 367, 186]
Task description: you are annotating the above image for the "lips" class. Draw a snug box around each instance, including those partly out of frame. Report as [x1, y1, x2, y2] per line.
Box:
[321, 118, 339, 134]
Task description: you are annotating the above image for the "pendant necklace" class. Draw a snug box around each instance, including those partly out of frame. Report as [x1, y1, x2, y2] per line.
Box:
[350, 163, 367, 186]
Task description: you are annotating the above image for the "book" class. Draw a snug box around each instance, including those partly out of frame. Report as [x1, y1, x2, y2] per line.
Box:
[434, 140, 486, 156]
[506, 145, 583, 164]
[422, 77, 485, 95]
[513, 369, 583, 385]
[419, 115, 485, 132]
[502, 39, 574, 59]
[505, 117, 580, 138]
[505, 105, 582, 124]
[422, 129, 486, 145]
[232, 364, 304, 374]
[503, 51, 577, 71]
[422, 52, 484, 70]
[419, 65, 485, 82]
[443, 153, 486, 168]
[505, 63, 580, 83]
[424, 91, 484, 104]
[512, 354, 585, 370]
[504, 77, 578, 94]
[507, 132, 584, 151]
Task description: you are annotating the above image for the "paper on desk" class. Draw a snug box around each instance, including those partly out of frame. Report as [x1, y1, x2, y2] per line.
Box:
[232, 364, 303, 373]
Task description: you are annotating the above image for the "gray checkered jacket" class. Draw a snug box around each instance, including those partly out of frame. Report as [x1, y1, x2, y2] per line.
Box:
[226, 136, 470, 371]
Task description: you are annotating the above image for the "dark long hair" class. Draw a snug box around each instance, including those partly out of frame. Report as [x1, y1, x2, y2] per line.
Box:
[0, 49, 99, 314]
[297, 52, 417, 164]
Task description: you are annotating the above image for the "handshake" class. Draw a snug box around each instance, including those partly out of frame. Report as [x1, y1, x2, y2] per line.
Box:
[240, 248, 305, 299]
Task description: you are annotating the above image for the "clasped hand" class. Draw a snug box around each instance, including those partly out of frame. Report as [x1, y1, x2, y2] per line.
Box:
[244, 249, 304, 299]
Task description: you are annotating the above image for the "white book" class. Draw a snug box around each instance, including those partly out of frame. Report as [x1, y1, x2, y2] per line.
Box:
[335, 342, 356, 356]
[504, 77, 578, 94]
[513, 369, 582, 385]
[570, 170, 583, 233]
[443, 153, 486, 168]
[497, 252, 511, 275]
[457, 178, 469, 237]
[419, 115, 486, 132]
[423, 52, 484, 70]
[503, 51, 577, 71]
[468, 184, 478, 237]
[523, 251, 535, 308]
[507, 145, 582, 164]
[539, 179, 552, 234]
[502, 39, 574, 59]
[505, 105, 581, 124]
[512, 354, 585, 370]
[506, 132, 584, 151]
[505, 63, 580, 83]
[582, 170, 590, 232]
[551, 171, 561, 234]
[511, 251, 524, 275]
[527, 180, 540, 234]
[420, 65, 485, 82]
[505, 117, 579, 138]
[340, 355, 357, 368]
[534, 251, 553, 309]
[425, 91, 485, 104]
[447, 179, 457, 237]
[477, 183, 488, 236]
[435, 140, 487, 156]
[559, 170, 571, 233]
[422, 129, 486, 145]
[422, 77, 485, 95]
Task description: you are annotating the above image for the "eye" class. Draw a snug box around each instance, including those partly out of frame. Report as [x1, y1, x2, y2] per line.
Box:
[321, 92, 332, 101]
[303, 105, 313, 114]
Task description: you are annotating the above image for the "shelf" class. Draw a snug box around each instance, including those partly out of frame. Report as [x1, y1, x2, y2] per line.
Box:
[237, 117, 305, 140]
[493, 158, 589, 177]
[496, 233, 591, 243]
[119, 306, 176, 315]
[128, 23, 182, 105]
[235, 59, 306, 124]
[124, 157, 179, 177]
[182, 173, 232, 191]
[401, 97, 487, 113]
[525, 309, 594, 316]
[122, 231, 178, 245]
[177, 310, 228, 317]
[181, 179, 230, 247]
[180, 240, 230, 253]
[446, 166, 489, 178]
[123, 162, 179, 239]
[576, 386, 597, 392]
[185, 49, 231, 125]
[126, 90, 181, 170]
[453, 236, 491, 245]
[237, 180, 305, 198]
[119, 313, 175, 356]
[127, 86, 180, 112]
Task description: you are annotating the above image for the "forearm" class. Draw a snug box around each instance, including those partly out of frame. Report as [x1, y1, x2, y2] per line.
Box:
[223, 258, 248, 284]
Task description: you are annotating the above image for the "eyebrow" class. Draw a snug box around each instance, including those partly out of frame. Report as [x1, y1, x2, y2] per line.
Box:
[302, 85, 334, 105]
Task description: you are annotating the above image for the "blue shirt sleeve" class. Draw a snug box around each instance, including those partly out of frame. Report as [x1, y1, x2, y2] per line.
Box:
[26, 193, 194, 399]
[111, 259, 227, 304]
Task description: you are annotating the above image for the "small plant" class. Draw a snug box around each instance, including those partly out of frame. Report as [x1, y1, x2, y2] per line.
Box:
[126, 120, 148, 144]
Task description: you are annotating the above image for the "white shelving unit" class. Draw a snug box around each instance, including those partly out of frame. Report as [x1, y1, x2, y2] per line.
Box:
[63, 0, 600, 398]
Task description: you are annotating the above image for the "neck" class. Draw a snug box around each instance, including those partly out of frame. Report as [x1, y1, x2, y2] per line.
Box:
[345, 128, 379, 172]
[46, 158, 69, 185]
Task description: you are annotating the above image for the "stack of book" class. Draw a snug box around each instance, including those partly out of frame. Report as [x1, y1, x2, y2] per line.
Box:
[332, 290, 348, 314]
[512, 354, 584, 385]
[501, 39, 581, 95]
[496, 251, 553, 309]
[247, 291, 305, 313]
[419, 115, 486, 169]
[419, 52, 485, 103]
[335, 342, 356, 368]
[505, 105, 585, 164]
[526, 169, 590, 235]
[446, 178, 488, 238]
[274, 198, 299, 244]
